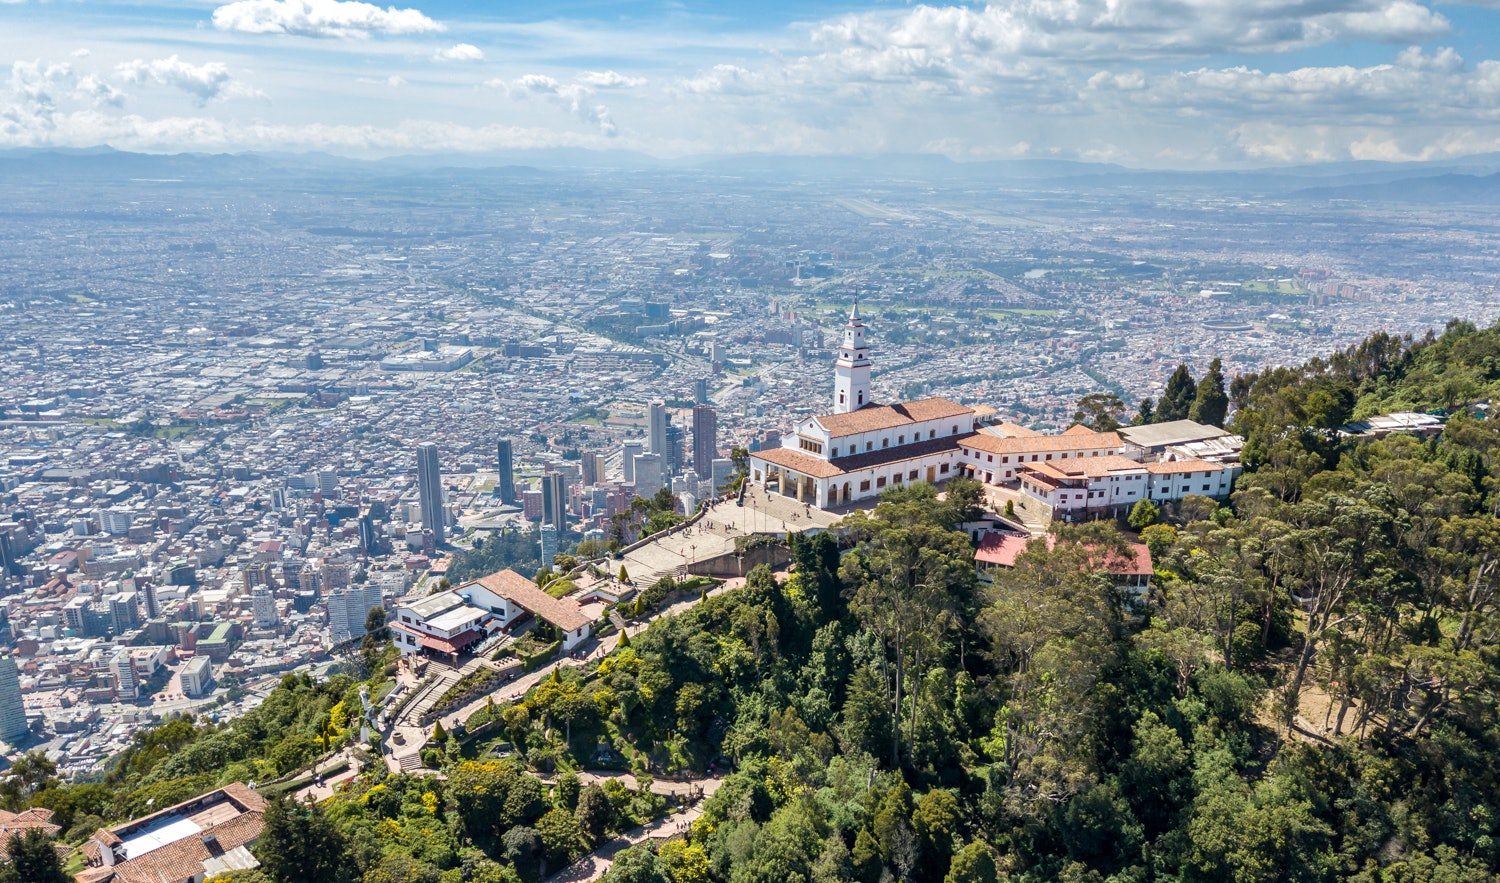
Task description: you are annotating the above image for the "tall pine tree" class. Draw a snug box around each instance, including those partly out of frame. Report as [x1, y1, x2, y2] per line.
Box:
[1155, 364, 1197, 422]
[1189, 357, 1229, 427]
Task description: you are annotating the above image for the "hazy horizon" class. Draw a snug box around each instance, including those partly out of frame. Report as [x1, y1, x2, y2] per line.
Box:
[3, 0, 1500, 168]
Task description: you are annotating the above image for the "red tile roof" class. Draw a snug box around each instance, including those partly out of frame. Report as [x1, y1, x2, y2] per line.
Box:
[960, 429, 1122, 456]
[814, 398, 973, 438]
[470, 570, 591, 633]
[976, 533, 1152, 576]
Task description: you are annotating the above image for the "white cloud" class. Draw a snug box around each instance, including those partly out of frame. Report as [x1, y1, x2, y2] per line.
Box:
[679, 65, 760, 95]
[9, 59, 125, 113]
[809, 0, 1449, 66]
[577, 70, 646, 89]
[116, 56, 244, 104]
[502, 74, 617, 136]
[212, 0, 443, 39]
[434, 43, 483, 62]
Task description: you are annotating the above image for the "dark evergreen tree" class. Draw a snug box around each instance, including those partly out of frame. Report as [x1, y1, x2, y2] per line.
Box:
[1189, 357, 1230, 427]
[254, 797, 354, 883]
[1155, 364, 1197, 422]
[0, 829, 69, 883]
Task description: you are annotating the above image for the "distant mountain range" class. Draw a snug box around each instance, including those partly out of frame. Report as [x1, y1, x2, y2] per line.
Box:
[4, 145, 1500, 202]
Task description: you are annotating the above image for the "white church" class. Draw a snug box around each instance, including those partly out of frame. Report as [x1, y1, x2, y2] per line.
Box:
[748, 305, 979, 508]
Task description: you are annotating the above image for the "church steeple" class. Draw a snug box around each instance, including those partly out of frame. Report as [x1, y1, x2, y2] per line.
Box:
[833, 303, 872, 414]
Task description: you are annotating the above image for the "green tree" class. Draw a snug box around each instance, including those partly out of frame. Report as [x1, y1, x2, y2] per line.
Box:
[942, 843, 996, 883]
[1133, 398, 1154, 426]
[1126, 499, 1159, 531]
[255, 797, 354, 883]
[1073, 393, 1126, 432]
[0, 829, 68, 883]
[575, 783, 614, 844]
[1156, 364, 1197, 422]
[1189, 357, 1230, 427]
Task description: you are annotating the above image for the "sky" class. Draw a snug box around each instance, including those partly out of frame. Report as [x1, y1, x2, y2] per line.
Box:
[2, 0, 1500, 167]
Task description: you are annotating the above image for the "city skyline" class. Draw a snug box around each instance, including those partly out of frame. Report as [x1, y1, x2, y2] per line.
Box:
[2, 0, 1500, 165]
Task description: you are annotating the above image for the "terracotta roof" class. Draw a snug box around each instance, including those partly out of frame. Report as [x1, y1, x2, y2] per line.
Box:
[1060, 424, 1100, 437]
[1145, 458, 1223, 475]
[976, 534, 1152, 575]
[470, 570, 591, 632]
[814, 397, 973, 438]
[986, 421, 1042, 438]
[753, 435, 962, 479]
[960, 430, 1122, 456]
[0, 807, 61, 862]
[1050, 454, 1150, 479]
[751, 447, 846, 479]
[78, 784, 265, 883]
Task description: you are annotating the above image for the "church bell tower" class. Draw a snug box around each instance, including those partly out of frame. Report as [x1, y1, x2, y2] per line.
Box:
[833, 303, 872, 414]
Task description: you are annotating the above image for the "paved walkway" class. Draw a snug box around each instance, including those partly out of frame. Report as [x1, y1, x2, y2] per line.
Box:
[544, 774, 724, 883]
[291, 749, 363, 803]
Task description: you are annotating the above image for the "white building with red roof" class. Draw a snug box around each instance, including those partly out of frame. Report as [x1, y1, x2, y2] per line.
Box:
[392, 568, 593, 659]
[748, 306, 978, 507]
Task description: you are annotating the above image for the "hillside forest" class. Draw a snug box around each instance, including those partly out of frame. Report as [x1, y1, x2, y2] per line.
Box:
[6, 319, 1500, 883]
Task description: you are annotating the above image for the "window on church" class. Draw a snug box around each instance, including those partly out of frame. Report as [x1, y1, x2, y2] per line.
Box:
[908, 470, 918, 480]
[898, 435, 905, 444]
[866, 442, 873, 452]
[882, 438, 889, 449]
[929, 430, 936, 439]
[876, 476, 887, 488]
[831, 447, 839, 458]
[940, 464, 949, 474]
[860, 480, 871, 492]
[839, 392, 845, 404]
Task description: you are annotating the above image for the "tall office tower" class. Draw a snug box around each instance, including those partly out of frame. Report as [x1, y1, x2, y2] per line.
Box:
[416, 442, 445, 546]
[633, 452, 665, 497]
[317, 470, 339, 497]
[252, 587, 279, 628]
[496, 438, 517, 505]
[692, 405, 718, 477]
[693, 378, 709, 405]
[142, 580, 160, 619]
[710, 340, 726, 364]
[539, 523, 558, 568]
[711, 458, 734, 494]
[622, 441, 643, 483]
[328, 583, 384, 642]
[0, 654, 27, 743]
[358, 513, 380, 556]
[581, 451, 599, 487]
[109, 592, 140, 635]
[647, 401, 668, 457]
[110, 652, 137, 701]
[101, 508, 133, 536]
[542, 471, 567, 533]
[664, 424, 685, 476]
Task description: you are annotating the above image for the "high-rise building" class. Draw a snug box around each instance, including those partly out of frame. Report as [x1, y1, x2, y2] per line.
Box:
[542, 472, 567, 533]
[0, 654, 28, 743]
[633, 452, 665, 497]
[358, 513, 381, 556]
[692, 405, 718, 477]
[647, 401, 668, 457]
[317, 470, 339, 497]
[539, 523, 558, 567]
[111, 652, 137, 701]
[142, 580, 160, 619]
[101, 508, 133, 536]
[251, 587, 279, 628]
[416, 442, 445, 546]
[693, 378, 709, 405]
[622, 441, 643, 483]
[665, 424, 685, 476]
[711, 458, 735, 494]
[580, 451, 600, 487]
[496, 438, 517, 505]
[108, 592, 140, 635]
[327, 583, 384, 642]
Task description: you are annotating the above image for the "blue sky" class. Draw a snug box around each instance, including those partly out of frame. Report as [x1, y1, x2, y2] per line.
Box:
[3, 0, 1500, 166]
